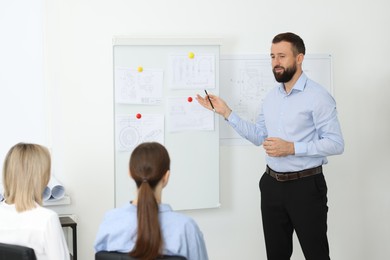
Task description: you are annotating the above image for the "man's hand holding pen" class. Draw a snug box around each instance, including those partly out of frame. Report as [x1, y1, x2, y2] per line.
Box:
[196, 91, 232, 120]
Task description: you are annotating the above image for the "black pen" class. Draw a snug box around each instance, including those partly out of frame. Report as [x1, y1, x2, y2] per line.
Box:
[204, 90, 215, 112]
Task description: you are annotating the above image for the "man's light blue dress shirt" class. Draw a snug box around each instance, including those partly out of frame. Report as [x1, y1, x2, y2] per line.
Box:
[94, 203, 208, 260]
[228, 73, 344, 172]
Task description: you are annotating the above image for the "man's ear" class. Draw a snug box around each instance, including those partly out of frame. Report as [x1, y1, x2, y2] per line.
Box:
[297, 53, 304, 65]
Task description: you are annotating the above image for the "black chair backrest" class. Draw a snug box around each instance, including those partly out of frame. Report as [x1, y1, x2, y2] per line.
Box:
[0, 243, 36, 260]
[95, 251, 187, 260]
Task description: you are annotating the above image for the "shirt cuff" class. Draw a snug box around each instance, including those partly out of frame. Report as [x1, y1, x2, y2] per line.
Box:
[294, 142, 307, 155]
[226, 111, 238, 125]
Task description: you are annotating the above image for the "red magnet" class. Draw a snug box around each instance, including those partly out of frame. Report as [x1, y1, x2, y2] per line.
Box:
[136, 113, 142, 119]
[187, 97, 193, 102]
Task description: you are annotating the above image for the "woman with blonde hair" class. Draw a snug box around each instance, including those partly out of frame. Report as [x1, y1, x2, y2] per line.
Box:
[95, 142, 208, 260]
[0, 143, 70, 260]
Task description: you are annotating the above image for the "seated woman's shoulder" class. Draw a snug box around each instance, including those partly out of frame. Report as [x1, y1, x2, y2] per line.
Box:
[162, 208, 199, 229]
[102, 203, 135, 221]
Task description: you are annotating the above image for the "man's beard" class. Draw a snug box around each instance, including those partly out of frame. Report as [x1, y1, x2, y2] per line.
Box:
[273, 63, 297, 83]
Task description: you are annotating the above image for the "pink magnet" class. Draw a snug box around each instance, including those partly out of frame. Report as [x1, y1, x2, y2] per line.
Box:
[136, 113, 142, 119]
[187, 97, 193, 102]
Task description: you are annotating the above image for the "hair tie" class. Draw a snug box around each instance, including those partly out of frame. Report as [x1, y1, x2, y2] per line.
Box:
[142, 178, 148, 183]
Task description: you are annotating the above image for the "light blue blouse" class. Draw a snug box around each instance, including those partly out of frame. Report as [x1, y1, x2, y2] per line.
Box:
[94, 203, 208, 260]
[228, 73, 344, 172]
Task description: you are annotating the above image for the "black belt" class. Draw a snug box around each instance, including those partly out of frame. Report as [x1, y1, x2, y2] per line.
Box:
[265, 165, 322, 182]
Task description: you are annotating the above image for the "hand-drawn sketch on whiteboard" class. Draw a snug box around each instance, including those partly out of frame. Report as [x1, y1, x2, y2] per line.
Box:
[115, 114, 164, 152]
[170, 53, 216, 89]
[167, 96, 214, 132]
[115, 67, 164, 105]
[220, 54, 333, 146]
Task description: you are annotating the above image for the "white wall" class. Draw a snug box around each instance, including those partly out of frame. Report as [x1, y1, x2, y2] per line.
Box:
[0, 0, 47, 169]
[42, 0, 390, 259]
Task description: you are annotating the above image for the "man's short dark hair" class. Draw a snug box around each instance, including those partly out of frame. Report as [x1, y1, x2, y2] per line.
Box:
[272, 32, 306, 55]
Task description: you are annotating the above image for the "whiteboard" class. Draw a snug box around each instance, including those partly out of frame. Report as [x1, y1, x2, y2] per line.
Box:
[113, 37, 220, 210]
[219, 54, 333, 146]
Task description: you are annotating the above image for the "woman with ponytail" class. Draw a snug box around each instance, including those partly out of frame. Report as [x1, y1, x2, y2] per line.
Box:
[94, 142, 208, 260]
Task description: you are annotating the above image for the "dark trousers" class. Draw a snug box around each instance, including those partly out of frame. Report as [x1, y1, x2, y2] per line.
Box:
[259, 171, 330, 260]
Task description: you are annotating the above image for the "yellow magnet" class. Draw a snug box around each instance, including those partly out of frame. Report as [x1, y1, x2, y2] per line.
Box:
[188, 52, 195, 59]
[137, 66, 143, 72]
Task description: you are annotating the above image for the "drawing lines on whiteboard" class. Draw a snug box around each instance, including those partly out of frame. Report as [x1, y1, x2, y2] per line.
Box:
[115, 114, 164, 152]
[170, 54, 216, 89]
[167, 97, 214, 132]
[115, 67, 163, 105]
[222, 59, 275, 124]
[219, 56, 275, 145]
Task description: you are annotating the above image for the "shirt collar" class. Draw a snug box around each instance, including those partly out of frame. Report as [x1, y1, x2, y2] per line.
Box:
[278, 72, 308, 94]
[128, 202, 173, 213]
